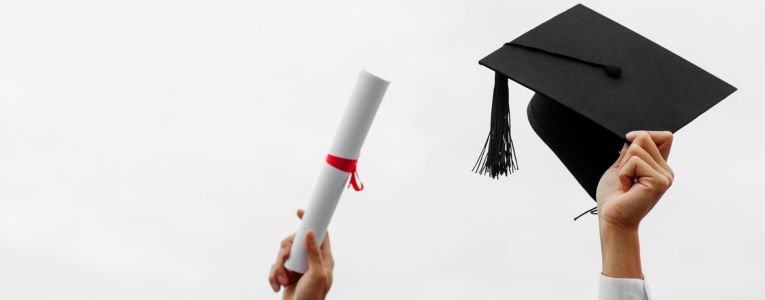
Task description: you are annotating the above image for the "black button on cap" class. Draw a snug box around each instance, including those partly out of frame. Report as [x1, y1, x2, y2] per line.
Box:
[605, 65, 622, 78]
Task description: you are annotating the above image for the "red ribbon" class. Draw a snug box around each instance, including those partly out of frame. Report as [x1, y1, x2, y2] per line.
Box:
[325, 154, 364, 191]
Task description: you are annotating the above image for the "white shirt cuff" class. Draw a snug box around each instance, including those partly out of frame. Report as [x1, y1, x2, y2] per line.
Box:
[598, 274, 651, 300]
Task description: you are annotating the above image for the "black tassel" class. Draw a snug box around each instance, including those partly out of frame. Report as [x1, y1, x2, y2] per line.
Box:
[473, 72, 518, 178]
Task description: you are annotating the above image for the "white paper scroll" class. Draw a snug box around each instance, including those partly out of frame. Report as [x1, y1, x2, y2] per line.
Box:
[284, 69, 389, 273]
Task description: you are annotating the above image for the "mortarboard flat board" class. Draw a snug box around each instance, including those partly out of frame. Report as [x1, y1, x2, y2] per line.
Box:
[474, 4, 737, 200]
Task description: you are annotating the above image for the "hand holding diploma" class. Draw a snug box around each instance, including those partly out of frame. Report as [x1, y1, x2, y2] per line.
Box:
[269, 209, 334, 300]
[284, 70, 389, 273]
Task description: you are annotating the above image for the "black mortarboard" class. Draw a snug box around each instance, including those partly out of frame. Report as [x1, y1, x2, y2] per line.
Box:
[474, 4, 737, 200]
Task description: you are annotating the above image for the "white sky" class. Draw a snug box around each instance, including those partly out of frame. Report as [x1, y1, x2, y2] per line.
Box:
[0, 0, 763, 299]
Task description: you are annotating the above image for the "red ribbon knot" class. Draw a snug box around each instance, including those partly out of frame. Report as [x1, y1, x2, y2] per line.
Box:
[325, 154, 364, 191]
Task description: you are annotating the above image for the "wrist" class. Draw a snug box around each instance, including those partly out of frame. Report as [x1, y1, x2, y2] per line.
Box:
[599, 223, 642, 278]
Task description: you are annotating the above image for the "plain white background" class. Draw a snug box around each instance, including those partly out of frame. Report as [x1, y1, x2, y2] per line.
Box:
[0, 0, 763, 299]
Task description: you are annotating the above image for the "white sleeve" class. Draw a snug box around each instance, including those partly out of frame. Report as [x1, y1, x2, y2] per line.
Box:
[598, 274, 651, 300]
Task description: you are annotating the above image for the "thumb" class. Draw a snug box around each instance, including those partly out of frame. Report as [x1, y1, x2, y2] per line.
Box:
[304, 230, 324, 270]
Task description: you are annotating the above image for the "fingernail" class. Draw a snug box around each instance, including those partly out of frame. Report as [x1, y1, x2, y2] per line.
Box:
[271, 282, 279, 292]
[278, 275, 288, 285]
[626, 131, 638, 140]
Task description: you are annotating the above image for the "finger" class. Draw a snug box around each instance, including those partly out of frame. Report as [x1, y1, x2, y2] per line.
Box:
[619, 156, 670, 194]
[628, 132, 675, 183]
[630, 131, 666, 165]
[271, 236, 294, 287]
[297, 209, 305, 219]
[627, 131, 673, 161]
[618, 156, 637, 191]
[269, 256, 287, 292]
[628, 132, 674, 179]
[269, 234, 295, 291]
[622, 142, 673, 181]
[268, 266, 280, 292]
[304, 230, 325, 271]
[278, 233, 296, 257]
[629, 156, 671, 200]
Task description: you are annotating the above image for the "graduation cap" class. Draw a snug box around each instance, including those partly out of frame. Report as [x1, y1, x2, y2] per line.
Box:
[474, 4, 737, 201]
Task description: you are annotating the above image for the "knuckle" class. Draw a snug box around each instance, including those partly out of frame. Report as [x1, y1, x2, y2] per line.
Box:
[626, 146, 638, 155]
[318, 271, 330, 283]
[667, 169, 675, 184]
[272, 267, 283, 277]
[626, 146, 641, 157]
[655, 175, 671, 190]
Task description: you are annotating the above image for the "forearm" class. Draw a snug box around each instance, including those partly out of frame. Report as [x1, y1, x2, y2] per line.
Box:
[599, 224, 642, 278]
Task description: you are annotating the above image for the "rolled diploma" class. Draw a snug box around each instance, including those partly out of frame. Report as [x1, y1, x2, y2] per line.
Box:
[284, 69, 389, 273]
